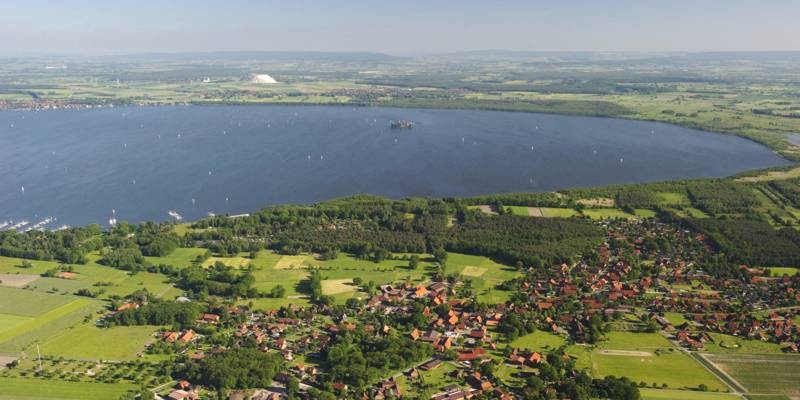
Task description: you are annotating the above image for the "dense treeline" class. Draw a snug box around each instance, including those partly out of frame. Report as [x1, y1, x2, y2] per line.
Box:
[181, 347, 283, 392]
[322, 329, 433, 390]
[686, 181, 761, 215]
[187, 195, 604, 266]
[104, 300, 201, 328]
[178, 263, 257, 299]
[685, 218, 800, 266]
[447, 214, 603, 265]
[0, 224, 102, 263]
[768, 178, 800, 207]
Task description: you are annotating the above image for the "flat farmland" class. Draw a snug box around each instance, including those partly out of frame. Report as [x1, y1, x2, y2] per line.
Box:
[0, 377, 134, 400]
[40, 324, 157, 361]
[0, 287, 75, 317]
[0, 288, 102, 354]
[705, 353, 800, 398]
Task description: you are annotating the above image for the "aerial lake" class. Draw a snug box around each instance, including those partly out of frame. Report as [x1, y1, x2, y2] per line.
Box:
[0, 105, 791, 227]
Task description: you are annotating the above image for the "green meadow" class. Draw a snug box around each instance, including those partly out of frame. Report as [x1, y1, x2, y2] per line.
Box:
[40, 323, 157, 361]
[0, 377, 135, 400]
[509, 330, 567, 352]
[567, 332, 727, 392]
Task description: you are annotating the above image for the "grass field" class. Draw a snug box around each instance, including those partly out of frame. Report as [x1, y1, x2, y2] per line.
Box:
[0, 253, 182, 301]
[567, 332, 727, 392]
[242, 250, 520, 309]
[0, 288, 102, 355]
[582, 208, 635, 220]
[0, 314, 31, 335]
[705, 354, 800, 398]
[0, 377, 134, 400]
[766, 267, 798, 277]
[701, 333, 785, 354]
[0, 287, 75, 317]
[40, 324, 157, 361]
[144, 247, 207, 267]
[509, 330, 567, 352]
[540, 207, 581, 217]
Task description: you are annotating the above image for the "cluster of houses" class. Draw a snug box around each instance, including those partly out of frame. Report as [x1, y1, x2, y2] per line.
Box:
[110, 216, 800, 399]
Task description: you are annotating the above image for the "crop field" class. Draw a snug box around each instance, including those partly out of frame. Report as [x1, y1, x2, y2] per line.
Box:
[640, 388, 741, 400]
[705, 354, 800, 398]
[0, 377, 135, 400]
[0, 287, 103, 355]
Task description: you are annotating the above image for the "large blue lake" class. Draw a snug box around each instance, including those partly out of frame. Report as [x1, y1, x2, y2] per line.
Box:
[0, 105, 790, 227]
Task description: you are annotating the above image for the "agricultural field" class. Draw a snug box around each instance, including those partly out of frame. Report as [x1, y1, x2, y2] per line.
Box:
[640, 388, 741, 400]
[0, 377, 135, 400]
[0, 288, 102, 355]
[704, 354, 800, 398]
[39, 323, 157, 361]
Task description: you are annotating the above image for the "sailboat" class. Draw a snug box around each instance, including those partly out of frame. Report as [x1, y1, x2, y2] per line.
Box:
[108, 209, 118, 227]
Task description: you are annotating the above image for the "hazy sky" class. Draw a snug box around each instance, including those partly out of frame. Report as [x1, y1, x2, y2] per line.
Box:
[1, 0, 798, 55]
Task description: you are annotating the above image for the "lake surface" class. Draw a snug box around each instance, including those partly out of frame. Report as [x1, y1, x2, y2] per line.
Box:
[0, 105, 790, 227]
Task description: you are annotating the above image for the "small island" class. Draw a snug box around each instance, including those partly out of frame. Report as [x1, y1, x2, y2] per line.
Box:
[390, 119, 414, 129]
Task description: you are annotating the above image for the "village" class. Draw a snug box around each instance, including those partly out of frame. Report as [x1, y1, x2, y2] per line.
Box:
[74, 216, 799, 400]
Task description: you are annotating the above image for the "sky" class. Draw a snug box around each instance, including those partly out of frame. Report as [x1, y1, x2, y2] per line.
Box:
[0, 0, 798, 55]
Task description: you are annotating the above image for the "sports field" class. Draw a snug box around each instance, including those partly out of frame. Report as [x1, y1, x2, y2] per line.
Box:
[567, 332, 727, 392]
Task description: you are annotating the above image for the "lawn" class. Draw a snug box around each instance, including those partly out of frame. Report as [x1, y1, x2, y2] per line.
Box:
[509, 330, 567, 352]
[0, 377, 134, 400]
[405, 362, 460, 398]
[40, 324, 157, 361]
[705, 353, 800, 397]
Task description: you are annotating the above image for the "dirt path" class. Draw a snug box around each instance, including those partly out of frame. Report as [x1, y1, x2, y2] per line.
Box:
[0, 274, 39, 288]
[477, 205, 496, 215]
[527, 207, 543, 217]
